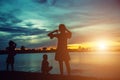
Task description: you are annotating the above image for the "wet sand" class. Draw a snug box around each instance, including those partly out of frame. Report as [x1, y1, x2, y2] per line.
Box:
[0, 71, 118, 80]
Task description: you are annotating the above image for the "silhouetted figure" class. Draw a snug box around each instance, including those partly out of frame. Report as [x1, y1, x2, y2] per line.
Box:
[48, 24, 72, 75]
[6, 40, 16, 71]
[21, 46, 25, 51]
[41, 54, 53, 74]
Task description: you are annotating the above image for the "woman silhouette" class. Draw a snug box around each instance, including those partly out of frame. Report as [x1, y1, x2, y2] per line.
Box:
[48, 24, 72, 75]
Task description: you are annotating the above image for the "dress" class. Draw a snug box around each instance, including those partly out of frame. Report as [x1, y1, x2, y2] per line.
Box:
[55, 33, 70, 61]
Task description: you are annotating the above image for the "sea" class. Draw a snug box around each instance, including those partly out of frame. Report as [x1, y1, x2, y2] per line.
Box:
[0, 52, 120, 79]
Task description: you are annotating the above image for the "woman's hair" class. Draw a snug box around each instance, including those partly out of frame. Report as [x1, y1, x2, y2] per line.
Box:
[59, 24, 66, 31]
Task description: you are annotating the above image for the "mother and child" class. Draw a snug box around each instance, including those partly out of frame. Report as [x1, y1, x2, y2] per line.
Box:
[46, 24, 72, 75]
[6, 24, 72, 75]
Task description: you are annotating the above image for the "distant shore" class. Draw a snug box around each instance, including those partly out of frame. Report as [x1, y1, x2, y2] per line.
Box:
[0, 49, 90, 54]
[0, 71, 116, 80]
[0, 49, 119, 54]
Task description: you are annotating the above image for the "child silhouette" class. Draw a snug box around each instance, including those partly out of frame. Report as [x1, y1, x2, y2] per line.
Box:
[6, 40, 17, 71]
[41, 54, 53, 74]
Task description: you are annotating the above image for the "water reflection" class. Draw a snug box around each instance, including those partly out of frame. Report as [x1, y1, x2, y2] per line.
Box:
[0, 52, 120, 78]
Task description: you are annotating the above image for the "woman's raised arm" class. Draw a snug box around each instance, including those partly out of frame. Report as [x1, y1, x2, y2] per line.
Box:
[47, 30, 59, 39]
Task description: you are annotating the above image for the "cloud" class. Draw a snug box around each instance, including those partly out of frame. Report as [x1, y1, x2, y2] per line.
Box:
[0, 26, 48, 35]
[34, 0, 56, 5]
[0, 11, 22, 27]
[35, 0, 47, 4]
[0, 0, 120, 49]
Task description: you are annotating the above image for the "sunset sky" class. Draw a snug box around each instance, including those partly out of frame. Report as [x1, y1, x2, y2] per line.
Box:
[0, 0, 120, 50]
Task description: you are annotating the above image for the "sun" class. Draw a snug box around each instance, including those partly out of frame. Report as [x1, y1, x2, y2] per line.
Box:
[97, 41, 107, 50]
[99, 43, 106, 50]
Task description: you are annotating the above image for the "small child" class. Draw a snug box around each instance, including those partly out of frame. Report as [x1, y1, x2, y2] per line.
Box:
[41, 54, 52, 74]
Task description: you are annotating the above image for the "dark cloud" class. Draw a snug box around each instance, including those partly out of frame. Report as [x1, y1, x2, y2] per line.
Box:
[0, 27, 27, 33]
[0, 11, 22, 27]
[30, 28, 49, 35]
[35, 0, 47, 4]
[26, 22, 34, 27]
[34, 0, 56, 5]
[0, 26, 49, 35]
[0, 27, 20, 33]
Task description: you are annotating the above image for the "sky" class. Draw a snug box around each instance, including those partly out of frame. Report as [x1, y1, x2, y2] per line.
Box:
[0, 0, 120, 50]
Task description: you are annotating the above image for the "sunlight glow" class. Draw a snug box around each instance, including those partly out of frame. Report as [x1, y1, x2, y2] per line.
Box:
[68, 44, 80, 49]
[97, 41, 107, 50]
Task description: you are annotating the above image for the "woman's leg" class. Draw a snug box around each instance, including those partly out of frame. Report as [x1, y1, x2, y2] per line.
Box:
[11, 64, 14, 71]
[6, 63, 9, 71]
[65, 61, 71, 75]
[59, 61, 63, 75]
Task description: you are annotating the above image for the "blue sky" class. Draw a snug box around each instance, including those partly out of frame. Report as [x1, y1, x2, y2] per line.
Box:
[0, 0, 120, 49]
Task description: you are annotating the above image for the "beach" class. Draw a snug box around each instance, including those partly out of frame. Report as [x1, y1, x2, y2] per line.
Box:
[0, 52, 120, 80]
[1, 71, 117, 80]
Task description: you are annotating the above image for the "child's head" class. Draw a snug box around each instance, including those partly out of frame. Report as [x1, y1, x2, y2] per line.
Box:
[43, 54, 48, 60]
